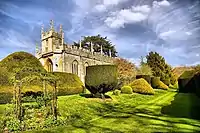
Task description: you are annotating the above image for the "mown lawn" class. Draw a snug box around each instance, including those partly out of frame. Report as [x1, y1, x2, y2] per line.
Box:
[20, 89, 200, 133]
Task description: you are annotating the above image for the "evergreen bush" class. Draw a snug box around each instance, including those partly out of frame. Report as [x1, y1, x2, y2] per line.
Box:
[129, 79, 154, 95]
[136, 75, 151, 85]
[121, 86, 132, 94]
[161, 78, 170, 86]
[85, 65, 118, 97]
[178, 70, 196, 93]
[113, 89, 121, 95]
[52, 72, 84, 95]
[151, 77, 160, 88]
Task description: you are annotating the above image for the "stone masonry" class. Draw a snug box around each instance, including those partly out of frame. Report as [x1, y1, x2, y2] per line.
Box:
[35, 20, 114, 83]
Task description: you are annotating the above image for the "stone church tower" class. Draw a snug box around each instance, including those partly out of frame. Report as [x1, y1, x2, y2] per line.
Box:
[36, 20, 114, 83]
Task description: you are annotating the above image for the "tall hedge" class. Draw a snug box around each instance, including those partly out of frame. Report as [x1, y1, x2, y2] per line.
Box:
[85, 65, 118, 96]
[194, 73, 200, 97]
[178, 70, 196, 93]
[52, 72, 84, 95]
[136, 75, 151, 85]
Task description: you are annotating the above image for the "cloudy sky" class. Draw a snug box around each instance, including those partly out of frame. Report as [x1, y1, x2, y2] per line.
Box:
[0, 0, 200, 66]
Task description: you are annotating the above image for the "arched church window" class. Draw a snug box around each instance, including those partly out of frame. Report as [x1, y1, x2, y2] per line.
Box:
[85, 62, 89, 75]
[45, 58, 53, 72]
[72, 60, 78, 75]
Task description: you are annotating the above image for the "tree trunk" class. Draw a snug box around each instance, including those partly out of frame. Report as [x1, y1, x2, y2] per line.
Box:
[16, 82, 22, 121]
[43, 80, 47, 107]
[52, 81, 57, 120]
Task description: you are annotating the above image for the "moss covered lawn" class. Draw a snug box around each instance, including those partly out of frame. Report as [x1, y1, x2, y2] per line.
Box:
[1, 89, 200, 132]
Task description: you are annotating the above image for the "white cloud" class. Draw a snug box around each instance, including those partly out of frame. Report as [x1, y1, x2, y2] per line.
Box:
[94, 0, 129, 13]
[103, 0, 128, 6]
[185, 32, 192, 35]
[94, 4, 106, 12]
[105, 5, 150, 29]
[153, 0, 170, 8]
[159, 30, 176, 39]
[132, 5, 151, 14]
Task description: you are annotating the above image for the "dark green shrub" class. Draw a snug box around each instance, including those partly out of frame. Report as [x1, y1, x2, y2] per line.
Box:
[85, 65, 118, 96]
[194, 73, 200, 97]
[151, 77, 160, 88]
[178, 70, 196, 93]
[151, 77, 168, 90]
[158, 81, 168, 90]
[161, 78, 170, 86]
[117, 76, 136, 88]
[136, 75, 151, 85]
[121, 86, 132, 94]
[52, 72, 84, 95]
[0, 93, 12, 104]
[129, 79, 154, 95]
[113, 89, 121, 95]
[0, 51, 44, 73]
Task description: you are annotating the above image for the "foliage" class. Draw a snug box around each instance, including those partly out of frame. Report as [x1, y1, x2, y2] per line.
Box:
[52, 72, 84, 95]
[151, 77, 168, 90]
[0, 67, 11, 85]
[137, 63, 152, 76]
[178, 70, 197, 93]
[151, 77, 160, 88]
[161, 78, 170, 86]
[170, 73, 177, 85]
[158, 81, 169, 90]
[0, 52, 47, 95]
[179, 70, 196, 79]
[169, 82, 179, 89]
[85, 65, 118, 96]
[0, 93, 12, 104]
[129, 79, 155, 95]
[136, 75, 151, 85]
[146, 51, 175, 85]
[0, 51, 44, 74]
[113, 89, 121, 96]
[113, 58, 137, 87]
[121, 86, 133, 94]
[73, 34, 117, 57]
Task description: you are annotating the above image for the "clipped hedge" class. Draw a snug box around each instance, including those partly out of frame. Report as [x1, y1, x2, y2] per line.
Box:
[121, 86, 132, 94]
[113, 89, 121, 96]
[178, 70, 197, 93]
[152, 77, 168, 90]
[0, 93, 12, 104]
[151, 77, 160, 88]
[0, 51, 44, 73]
[129, 79, 154, 95]
[136, 75, 151, 85]
[161, 78, 170, 86]
[85, 65, 118, 96]
[52, 72, 84, 96]
[158, 81, 168, 90]
[194, 73, 200, 97]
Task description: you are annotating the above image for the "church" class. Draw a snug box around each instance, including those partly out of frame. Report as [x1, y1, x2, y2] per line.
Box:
[35, 20, 114, 83]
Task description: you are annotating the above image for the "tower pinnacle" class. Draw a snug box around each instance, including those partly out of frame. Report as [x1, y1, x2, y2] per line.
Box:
[50, 20, 54, 30]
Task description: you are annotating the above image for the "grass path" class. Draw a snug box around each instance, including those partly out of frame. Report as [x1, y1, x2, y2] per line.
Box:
[20, 90, 200, 132]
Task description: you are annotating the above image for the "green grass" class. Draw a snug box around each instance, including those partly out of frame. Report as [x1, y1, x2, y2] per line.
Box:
[1, 89, 200, 132]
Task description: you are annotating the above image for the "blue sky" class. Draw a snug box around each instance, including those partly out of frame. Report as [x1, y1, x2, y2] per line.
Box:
[0, 0, 200, 66]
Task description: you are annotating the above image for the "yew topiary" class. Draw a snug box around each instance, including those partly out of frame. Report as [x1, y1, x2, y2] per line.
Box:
[129, 79, 154, 95]
[121, 86, 132, 94]
[85, 65, 118, 98]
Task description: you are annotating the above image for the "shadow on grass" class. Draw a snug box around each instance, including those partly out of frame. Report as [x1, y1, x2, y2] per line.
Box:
[79, 93, 112, 99]
[161, 92, 200, 120]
